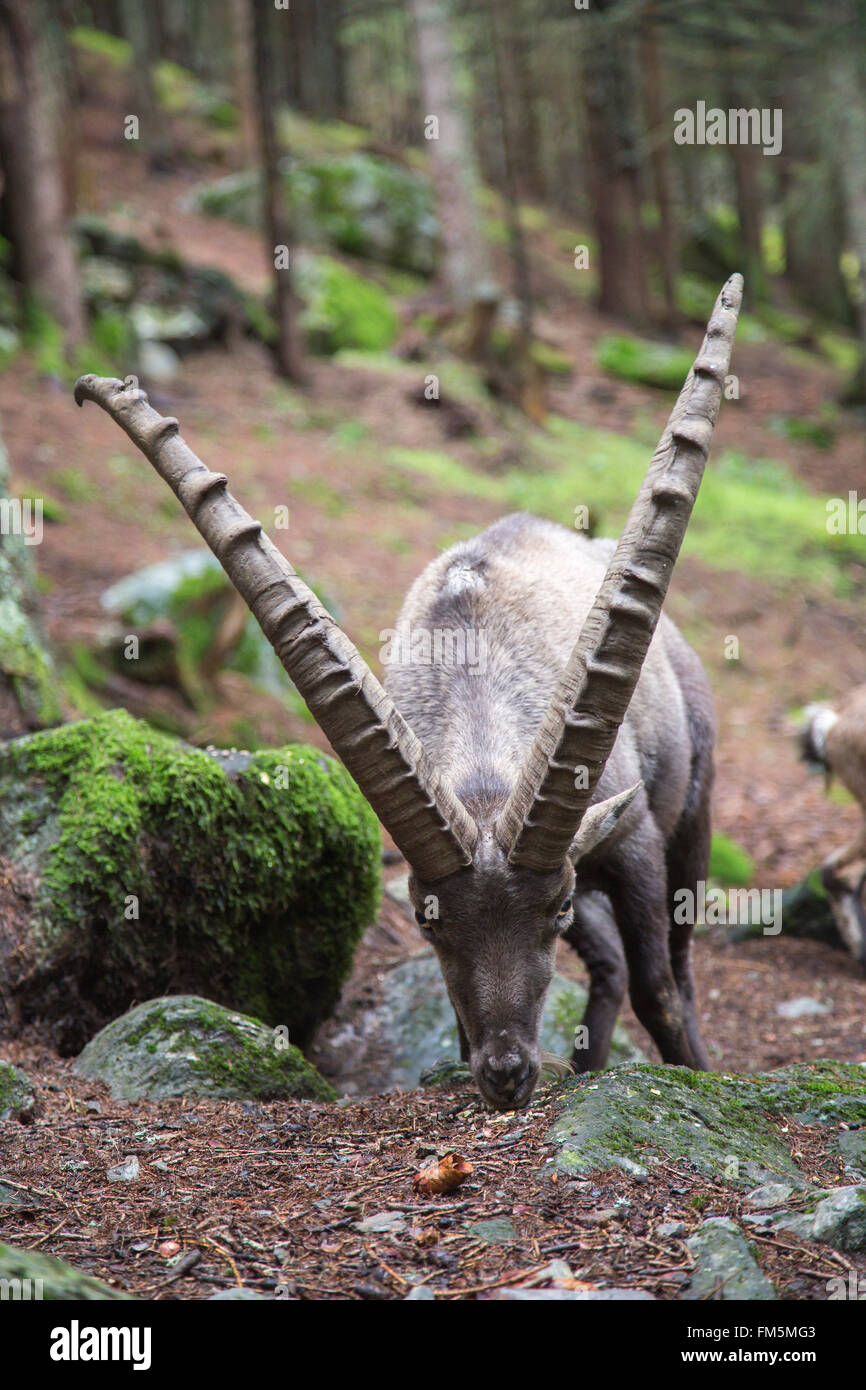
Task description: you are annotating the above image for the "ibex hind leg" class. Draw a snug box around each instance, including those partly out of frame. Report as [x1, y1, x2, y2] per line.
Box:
[603, 827, 700, 1068]
[564, 892, 627, 1073]
[665, 794, 712, 1070]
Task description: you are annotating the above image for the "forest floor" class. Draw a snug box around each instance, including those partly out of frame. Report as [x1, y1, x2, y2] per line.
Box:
[1, 81, 865, 1299]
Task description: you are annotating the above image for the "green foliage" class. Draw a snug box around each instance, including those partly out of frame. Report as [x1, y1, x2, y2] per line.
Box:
[383, 420, 862, 592]
[768, 413, 836, 450]
[296, 254, 397, 354]
[68, 26, 131, 67]
[596, 332, 695, 390]
[153, 60, 238, 128]
[709, 833, 755, 887]
[192, 153, 437, 275]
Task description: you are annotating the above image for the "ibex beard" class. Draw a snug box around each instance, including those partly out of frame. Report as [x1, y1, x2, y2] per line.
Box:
[74, 275, 743, 1114]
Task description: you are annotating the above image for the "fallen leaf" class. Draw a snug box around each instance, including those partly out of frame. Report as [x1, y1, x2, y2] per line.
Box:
[158, 1239, 181, 1258]
[412, 1152, 473, 1196]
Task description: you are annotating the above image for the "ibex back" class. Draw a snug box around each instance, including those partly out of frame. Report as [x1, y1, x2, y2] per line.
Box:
[75, 274, 743, 1110]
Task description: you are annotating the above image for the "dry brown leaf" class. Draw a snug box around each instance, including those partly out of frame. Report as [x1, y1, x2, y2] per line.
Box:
[157, 1239, 181, 1258]
[412, 1151, 473, 1196]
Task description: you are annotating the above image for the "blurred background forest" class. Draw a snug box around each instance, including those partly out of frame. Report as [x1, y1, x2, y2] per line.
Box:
[0, 0, 865, 937]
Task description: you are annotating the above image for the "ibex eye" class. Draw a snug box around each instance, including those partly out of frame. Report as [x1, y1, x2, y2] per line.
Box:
[415, 910, 430, 927]
[557, 897, 573, 919]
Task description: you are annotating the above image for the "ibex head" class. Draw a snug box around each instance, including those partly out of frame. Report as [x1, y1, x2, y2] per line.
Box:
[75, 274, 742, 1110]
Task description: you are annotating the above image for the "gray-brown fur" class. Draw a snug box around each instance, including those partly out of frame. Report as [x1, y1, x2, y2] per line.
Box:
[802, 687, 866, 966]
[386, 514, 714, 1106]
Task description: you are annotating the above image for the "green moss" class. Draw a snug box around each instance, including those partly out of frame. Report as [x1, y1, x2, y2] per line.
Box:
[68, 26, 132, 68]
[709, 833, 755, 887]
[769, 413, 836, 449]
[596, 333, 695, 390]
[0, 711, 381, 1041]
[296, 254, 397, 354]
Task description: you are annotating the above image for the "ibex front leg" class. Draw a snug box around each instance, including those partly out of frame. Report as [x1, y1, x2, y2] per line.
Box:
[565, 892, 627, 1072]
[602, 825, 701, 1068]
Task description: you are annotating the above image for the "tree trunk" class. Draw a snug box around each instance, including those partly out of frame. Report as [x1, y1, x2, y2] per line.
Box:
[249, 0, 305, 383]
[408, 0, 496, 320]
[829, 42, 866, 399]
[229, 0, 257, 164]
[580, 1, 649, 326]
[639, 7, 678, 324]
[120, 0, 173, 170]
[0, 0, 85, 346]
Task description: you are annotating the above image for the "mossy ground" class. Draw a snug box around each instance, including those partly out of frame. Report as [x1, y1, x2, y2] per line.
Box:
[0, 709, 381, 1049]
[547, 1060, 866, 1187]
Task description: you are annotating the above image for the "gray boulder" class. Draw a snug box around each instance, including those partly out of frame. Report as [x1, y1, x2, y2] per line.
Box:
[0, 1243, 135, 1300]
[546, 1060, 866, 1187]
[77, 995, 335, 1102]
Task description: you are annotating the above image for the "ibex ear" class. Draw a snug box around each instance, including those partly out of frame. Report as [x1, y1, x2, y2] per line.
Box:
[569, 782, 643, 864]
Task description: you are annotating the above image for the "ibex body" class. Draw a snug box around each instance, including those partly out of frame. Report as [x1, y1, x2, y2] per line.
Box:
[385, 516, 713, 1106]
[802, 686, 866, 967]
[74, 274, 743, 1111]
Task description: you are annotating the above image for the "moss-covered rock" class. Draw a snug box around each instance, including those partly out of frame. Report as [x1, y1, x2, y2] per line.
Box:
[0, 1060, 36, 1122]
[0, 1243, 134, 1299]
[190, 153, 437, 275]
[77, 995, 335, 1101]
[547, 1061, 866, 1187]
[685, 1218, 776, 1301]
[0, 710, 381, 1051]
[0, 433, 63, 738]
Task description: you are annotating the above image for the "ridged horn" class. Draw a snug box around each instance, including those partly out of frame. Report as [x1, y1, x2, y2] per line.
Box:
[74, 374, 478, 881]
[496, 273, 743, 871]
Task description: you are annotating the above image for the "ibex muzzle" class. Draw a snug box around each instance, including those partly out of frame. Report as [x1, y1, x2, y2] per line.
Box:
[75, 274, 742, 1110]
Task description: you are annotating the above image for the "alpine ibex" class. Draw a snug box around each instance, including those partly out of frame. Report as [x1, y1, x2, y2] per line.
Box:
[801, 686, 866, 968]
[74, 273, 742, 1110]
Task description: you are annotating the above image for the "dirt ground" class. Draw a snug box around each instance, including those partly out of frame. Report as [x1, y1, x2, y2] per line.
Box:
[1, 85, 866, 1300]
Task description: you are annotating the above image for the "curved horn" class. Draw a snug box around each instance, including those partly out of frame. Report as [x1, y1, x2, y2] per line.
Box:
[496, 273, 743, 871]
[74, 374, 478, 881]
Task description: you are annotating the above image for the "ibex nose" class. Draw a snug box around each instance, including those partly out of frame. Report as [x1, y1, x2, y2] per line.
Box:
[480, 1052, 534, 1106]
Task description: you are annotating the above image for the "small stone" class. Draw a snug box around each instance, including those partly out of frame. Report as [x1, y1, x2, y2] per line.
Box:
[106, 1156, 140, 1183]
[488, 1287, 655, 1301]
[208, 1287, 267, 1300]
[685, 1217, 776, 1301]
[655, 1220, 686, 1239]
[744, 1182, 796, 1210]
[404, 1284, 436, 1300]
[521, 1260, 574, 1287]
[775, 997, 831, 1019]
[466, 1218, 517, 1245]
[354, 1211, 407, 1236]
[775, 1185, 866, 1252]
